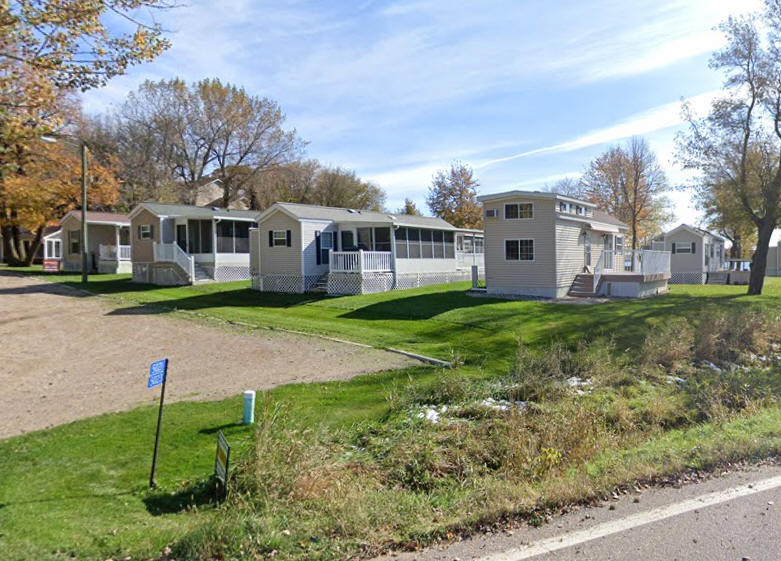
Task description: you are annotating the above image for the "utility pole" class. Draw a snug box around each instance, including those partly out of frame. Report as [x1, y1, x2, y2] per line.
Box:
[81, 142, 88, 284]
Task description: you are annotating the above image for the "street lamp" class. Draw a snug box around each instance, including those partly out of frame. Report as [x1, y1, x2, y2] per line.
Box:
[41, 134, 89, 284]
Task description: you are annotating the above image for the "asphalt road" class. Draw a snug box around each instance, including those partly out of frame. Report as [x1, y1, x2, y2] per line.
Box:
[378, 463, 781, 561]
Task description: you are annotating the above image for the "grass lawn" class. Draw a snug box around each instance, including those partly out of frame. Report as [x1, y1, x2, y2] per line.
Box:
[7, 267, 781, 365]
[1, 267, 781, 560]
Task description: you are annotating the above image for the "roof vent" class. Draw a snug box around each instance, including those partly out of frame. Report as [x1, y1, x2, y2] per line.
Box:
[347, 209, 359, 213]
[211, 206, 220, 211]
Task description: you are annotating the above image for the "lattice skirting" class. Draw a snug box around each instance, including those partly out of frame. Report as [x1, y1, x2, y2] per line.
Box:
[213, 266, 251, 282]
[255, 274, 305, 293]
[670, 271, 706, 284]
[328, 271, 473, 295]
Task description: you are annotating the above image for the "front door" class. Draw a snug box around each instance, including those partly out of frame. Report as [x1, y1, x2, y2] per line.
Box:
[176, 224, 187, 252]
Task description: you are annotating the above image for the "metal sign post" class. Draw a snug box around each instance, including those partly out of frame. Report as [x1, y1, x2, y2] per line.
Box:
[147, 358, 169, 488]
[214, 430, 231, 502]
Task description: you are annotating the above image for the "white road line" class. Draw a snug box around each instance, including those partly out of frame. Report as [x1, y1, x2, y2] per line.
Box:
[477, 474, 781, 561]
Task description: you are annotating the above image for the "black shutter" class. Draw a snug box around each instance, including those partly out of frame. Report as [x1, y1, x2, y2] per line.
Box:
[268, 230, 273, 247]
[691, 241, 696, 254]
[150, 224, 154, 239]
[315, 231, 321, 265]
[671, 242, 676, 254]
[286, 230, 292, 247]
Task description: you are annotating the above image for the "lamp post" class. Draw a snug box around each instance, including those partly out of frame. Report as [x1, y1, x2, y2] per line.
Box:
[41, 135, 89, 283]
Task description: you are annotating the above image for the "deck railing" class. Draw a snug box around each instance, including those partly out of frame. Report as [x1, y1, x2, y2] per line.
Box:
[98, 244, 132, 261]
[330, 250, 393, 273]
[153, 242, 195, 282]
[456, 251, 485, 270]
[594, 249, 671, 290]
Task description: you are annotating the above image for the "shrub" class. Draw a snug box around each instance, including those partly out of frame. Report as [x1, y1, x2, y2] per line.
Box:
[640, 317, 694, 371]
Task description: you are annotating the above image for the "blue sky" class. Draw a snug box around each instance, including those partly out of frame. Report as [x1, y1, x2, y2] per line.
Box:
[84, 0, 768, 234]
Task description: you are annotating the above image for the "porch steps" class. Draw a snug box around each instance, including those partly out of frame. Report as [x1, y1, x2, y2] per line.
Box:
[192, 262, 214, 284]
[310, 273, 329, 293]
[568, 273, 598, 297]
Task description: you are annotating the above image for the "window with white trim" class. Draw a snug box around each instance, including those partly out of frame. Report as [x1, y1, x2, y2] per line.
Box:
[505, 239, 534, 261]
[69, 230, 80, 254]
[138, 224, 152, 240]
[272, 230, 287, 247]
[505, 203, 533, 219]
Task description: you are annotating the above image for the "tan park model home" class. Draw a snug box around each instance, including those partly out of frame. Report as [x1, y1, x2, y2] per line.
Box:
[478, 190, 671, 299]
[44, 210, 132, 274]
[129, 202, 261, 285]
[651, 224, 726, 284]
[250, 202, 484, 294]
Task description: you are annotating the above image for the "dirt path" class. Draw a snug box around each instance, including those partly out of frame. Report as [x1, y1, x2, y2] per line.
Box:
[0, 272, 415, 438]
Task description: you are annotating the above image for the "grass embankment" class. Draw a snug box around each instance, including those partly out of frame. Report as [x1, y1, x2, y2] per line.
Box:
[1, 268, 781, 560]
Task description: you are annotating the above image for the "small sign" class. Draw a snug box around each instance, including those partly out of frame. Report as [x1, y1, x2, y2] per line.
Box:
[43, 259, 60, 272]
[147, 359, 168, 389]
[214, 431, 231, 501]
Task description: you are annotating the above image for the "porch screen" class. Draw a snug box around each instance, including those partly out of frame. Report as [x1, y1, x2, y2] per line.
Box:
[393, 227, 454, 259]
[187, 220, 213, 254]
[216, 220, 250, 253]
[374, 227, 391, 251]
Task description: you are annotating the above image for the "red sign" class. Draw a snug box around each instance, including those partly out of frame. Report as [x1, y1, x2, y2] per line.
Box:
[43, 259, 60, 272]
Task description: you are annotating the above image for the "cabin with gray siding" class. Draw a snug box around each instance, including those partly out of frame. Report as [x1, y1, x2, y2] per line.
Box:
[478, 190, 671, 299]
[46, 211, 131, 274]
[651, 224, 726, 284]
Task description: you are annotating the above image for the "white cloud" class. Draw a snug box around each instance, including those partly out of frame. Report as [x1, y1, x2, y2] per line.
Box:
[474, 90, 719, 170]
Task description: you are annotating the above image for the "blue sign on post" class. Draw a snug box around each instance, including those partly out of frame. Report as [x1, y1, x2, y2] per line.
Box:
[147, 359, 168, 388]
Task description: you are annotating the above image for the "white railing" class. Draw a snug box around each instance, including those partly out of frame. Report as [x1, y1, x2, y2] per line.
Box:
[98, 244, 132, 261]
[594, 249, 671, 291]
[153, 242, 195, 282]
[456, 252, 485, 270]
[329, 250, 393, 273]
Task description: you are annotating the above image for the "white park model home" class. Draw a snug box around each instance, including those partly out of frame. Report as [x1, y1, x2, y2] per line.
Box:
[651, 224, 727, 284]
[250, 202, 484, 294]
[478, 190, 671, 298]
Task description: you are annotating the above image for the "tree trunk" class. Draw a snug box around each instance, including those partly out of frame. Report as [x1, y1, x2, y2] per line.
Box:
[22, 226, 44, 266]
[748, 218, 775, 295]
[731, 236, 742, 259]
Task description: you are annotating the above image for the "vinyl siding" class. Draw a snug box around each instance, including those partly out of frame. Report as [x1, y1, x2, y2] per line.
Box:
[259, 211, 302, 275]
[130, 208, 161, 263]
[60, 215, 117, 270]
[665, 231, 704, 274]
[302, 220, 334, 277]
[483, 197, 556, 296]
[555, 220, 585, 292]
[767, 245, 781, 276]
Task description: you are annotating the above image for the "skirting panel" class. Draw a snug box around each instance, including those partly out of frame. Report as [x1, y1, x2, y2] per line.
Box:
[132, 262, 189, 286]
[670, 271, 706, 284]
[328, 271, 472, 295]
[214, 266, 251, 282]
[255, 274, 305, 293]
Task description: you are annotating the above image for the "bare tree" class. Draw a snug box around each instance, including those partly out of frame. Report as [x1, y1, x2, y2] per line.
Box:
[580, 137, 670, 248]
[678, 3, 781, 294]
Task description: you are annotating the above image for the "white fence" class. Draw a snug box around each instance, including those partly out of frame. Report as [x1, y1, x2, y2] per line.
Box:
[98, 244, 131, 261]
[456, 251, 485, 270]
[330, 250, 393, 273]
[153, 242, 195, 282]
[595, 249, 670, 289]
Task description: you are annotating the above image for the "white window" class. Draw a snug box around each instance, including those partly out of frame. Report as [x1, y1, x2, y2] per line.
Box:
[45, 239, 61, 259]
[485, 209, 498, 218]
[272, 230, 287, 247]
[505, 239, 534, 261]
[674, 242, 693, 254]
[138, 224, 152, 240]
[505, 203, 533, 219]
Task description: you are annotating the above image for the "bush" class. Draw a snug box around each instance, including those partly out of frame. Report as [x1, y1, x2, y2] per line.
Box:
[640, 317, 694, 371]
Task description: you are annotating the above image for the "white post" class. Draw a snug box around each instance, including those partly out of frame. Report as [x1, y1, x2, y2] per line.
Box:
[113, 225, 119, 261]
[243, 390, 256, 425]
[471, 265, 478, 288]
[390, 226, 397, 288]
[358, 249, 364, 274]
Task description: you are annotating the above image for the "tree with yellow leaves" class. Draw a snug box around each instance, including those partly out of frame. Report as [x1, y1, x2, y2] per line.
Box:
[2, 138, 119, 265]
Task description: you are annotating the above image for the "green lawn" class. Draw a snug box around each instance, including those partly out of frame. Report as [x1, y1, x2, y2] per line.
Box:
[1, 267, 780, 561]
[7, 268, 781, 366]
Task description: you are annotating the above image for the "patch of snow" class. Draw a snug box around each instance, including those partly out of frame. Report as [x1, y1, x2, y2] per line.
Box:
[666, 375, 686, 385]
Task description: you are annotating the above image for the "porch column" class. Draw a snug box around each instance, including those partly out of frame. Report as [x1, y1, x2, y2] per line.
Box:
[389, 226, 397, 288]
[114, 225, 120, 261]
[212, 218, 218, 271]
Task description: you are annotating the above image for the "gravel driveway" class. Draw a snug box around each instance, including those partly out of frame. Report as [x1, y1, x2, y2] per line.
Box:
[0, 272, 415, 438]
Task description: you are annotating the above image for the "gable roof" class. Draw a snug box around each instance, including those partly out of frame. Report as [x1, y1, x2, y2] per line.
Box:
[592, 210, 628, 229]
[665, 223, 724, 242]
[261, 202, 460, 230]
[478, 189, 598, 208]
[129, 202, 261, 221]
[61, 210, 130, 226]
